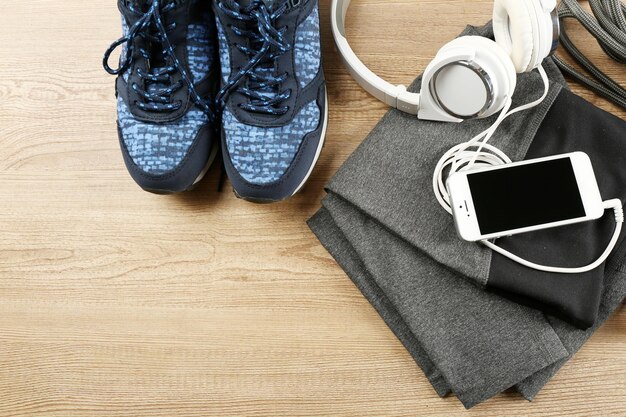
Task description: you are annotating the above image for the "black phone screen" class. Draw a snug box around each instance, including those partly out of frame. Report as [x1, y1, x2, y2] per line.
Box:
[467, 157, 586, 235]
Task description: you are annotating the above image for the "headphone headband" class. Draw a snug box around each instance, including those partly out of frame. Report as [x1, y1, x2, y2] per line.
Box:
[331, 0, 557, 122]
[331, 0, 421, 114]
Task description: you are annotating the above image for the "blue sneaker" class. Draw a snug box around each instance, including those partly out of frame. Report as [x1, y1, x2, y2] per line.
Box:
[104, 0, 220, 194]
[214, 0, 328, 202]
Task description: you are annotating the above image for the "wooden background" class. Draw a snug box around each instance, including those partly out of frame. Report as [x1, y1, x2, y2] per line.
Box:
[0, 0, 624, 415]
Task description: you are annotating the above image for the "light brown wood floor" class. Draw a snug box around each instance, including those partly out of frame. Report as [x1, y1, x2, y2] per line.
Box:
[0, 1, 624, 416]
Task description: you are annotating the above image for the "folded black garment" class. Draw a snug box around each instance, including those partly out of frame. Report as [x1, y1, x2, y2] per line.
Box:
[488, 89, 626, 328]
[309, 23, 626, 408]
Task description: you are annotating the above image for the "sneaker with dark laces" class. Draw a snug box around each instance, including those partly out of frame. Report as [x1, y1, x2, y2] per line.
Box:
[104, 0, 220, 194]
[214, 0, 328, 202]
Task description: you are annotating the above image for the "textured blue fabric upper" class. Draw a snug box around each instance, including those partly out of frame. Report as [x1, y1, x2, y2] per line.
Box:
[218, 0, 323, 185]
[187, 23, 214, 83]
[294, 6, 321, 89]
[121, 17, 131, 83]
[223, 102, 321, 184]
[216, 18, 230, 84]
[117, 17, 214, 175]
[118, 98, 209, 174]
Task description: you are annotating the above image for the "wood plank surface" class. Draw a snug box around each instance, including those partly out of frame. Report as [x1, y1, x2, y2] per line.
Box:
[0, 0, 624, 415]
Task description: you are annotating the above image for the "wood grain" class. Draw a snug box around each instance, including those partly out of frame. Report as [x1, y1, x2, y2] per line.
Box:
[0, 0, 624, 416]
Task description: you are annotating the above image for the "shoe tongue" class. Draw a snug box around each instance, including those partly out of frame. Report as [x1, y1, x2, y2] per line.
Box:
[260, 0, 279, 8]
[125, 0, 150, 9]
[238, 0, 301, 11]
[125, 0, 186, 11]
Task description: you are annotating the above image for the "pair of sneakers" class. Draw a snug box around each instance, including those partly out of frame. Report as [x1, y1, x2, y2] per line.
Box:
[104, 0, 328, 202]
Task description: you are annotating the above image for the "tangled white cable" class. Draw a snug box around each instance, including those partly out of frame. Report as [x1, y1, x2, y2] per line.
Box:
[434, 65, 550, 215]
[432, 65, 624, 274]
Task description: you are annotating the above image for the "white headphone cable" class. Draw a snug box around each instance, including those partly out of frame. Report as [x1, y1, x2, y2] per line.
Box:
[433, 65, 550, 214]
[432, 65, 624, 273]
[482, 199, 623, 274]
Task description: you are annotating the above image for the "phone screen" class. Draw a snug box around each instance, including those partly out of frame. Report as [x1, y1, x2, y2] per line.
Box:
[467, 157, 586, 235]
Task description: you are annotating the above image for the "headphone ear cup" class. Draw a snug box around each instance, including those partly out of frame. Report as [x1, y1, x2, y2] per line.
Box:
[493, 0, 537, 72]
[470, 37, 517, 116]
[431, 36, 517, 118]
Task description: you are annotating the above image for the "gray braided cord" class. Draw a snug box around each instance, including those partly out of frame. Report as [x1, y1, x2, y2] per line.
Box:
[554, 0, 626, 109]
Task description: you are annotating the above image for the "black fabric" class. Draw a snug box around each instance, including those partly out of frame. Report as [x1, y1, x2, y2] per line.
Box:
[488, 89, 626, 329]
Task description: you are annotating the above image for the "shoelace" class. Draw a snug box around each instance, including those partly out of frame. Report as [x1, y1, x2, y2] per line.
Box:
[216, 0, 293, 115]
[103, 0, 216, 120]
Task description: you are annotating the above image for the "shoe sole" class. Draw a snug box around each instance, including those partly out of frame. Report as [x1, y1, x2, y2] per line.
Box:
[233, 88, 329, 203]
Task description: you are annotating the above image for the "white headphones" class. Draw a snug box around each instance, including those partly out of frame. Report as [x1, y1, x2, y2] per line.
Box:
[331, 0, 560, 122]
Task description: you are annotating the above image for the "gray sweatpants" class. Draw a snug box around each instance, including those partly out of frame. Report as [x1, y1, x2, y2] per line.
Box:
[308, 25, 626, 408]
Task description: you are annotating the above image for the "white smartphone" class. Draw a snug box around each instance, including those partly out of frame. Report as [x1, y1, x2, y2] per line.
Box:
[446, 152, 604, 242]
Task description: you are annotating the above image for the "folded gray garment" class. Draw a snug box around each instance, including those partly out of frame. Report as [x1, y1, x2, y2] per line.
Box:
[309, 24, 626, 408]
